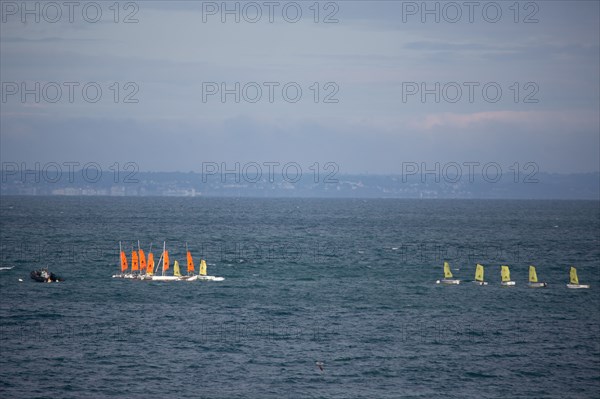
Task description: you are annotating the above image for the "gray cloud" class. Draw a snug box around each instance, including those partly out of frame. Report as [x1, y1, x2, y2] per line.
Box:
[1, 1, 598, 175]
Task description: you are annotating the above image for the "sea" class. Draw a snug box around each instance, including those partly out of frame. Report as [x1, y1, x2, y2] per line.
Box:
[0, 197, 599, 398]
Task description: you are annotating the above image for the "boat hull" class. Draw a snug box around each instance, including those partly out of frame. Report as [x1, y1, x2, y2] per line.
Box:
[567, 284, 590, 289]
[112, 273, 137, 279]
[198, 275, 225, 281]
[151, 275, 200, 282]
[151, 275, 181, 281]
[436, 279, 460, 285]
[473, 281, 488, 286]
[31, 270, 63, 282]
[501, 281, 516, 286]
[179, 275, 198, 281]
[528, 282, 548, 288]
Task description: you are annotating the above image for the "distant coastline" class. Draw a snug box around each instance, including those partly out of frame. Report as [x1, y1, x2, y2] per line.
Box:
[1, 170, 598, 200]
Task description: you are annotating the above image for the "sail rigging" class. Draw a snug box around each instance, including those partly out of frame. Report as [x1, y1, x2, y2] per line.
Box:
[475, 264, 484, 282]
[120, 250, 128, 273]
[187, 250, 194, 274]
[147, 252, 155, 276]
[163, 250, 169, 274]
[139, 249, 146, 273]
[131, 250, 139, 272]
[443, 261, 453, 279]
[529, 266, 538, 283]
[570, 267, 579, 285]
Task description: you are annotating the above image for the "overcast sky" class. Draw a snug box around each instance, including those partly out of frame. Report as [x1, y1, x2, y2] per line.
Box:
[1, 1, 598, 174]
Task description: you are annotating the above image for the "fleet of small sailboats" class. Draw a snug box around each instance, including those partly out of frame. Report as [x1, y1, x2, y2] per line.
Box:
[435, 263, 590, 289]
[113, 241, 224, 282]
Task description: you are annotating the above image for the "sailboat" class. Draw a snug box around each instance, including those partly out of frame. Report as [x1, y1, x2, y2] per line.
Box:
[146, 250, 155, 278]
[151, 242, 180, 281]
[197, 259, 225, 281]
[566, 266, 590, 289]
[436, 261, 460, 284]
[178, 245, 199, 281]
[473, 263, 488, 285]
[500, 265, 516, 286]
[136, 242, 154, 280]
[113, 242, 134, 278]
[131, 249, 139, 277]
[137, 242, 149, 280]
[528, 265, 547, 288]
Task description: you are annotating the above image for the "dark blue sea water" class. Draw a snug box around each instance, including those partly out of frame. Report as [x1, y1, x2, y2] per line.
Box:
[1, 197, 599, 398]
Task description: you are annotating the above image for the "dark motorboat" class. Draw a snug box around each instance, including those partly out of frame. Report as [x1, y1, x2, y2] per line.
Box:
[30, 268, 63, 283]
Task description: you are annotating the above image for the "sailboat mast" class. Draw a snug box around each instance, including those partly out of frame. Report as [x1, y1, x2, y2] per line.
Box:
[119, 241, 122, 274]
[131, 242, 135, 275]
[186, 242, 191, 276]
[155, 251, 164, 274]
[162, 241, 166, 276]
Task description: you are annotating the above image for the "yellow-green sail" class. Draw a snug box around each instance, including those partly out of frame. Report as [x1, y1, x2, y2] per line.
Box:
[475, 264, 485, 282]
[443, 262, 453, 279]
[174, 260, 182, 277]
[200, 259, 207, 276]
[570, 267, 579, 285]
[501, 265, 511, 282]
[529, 266, 538, 283]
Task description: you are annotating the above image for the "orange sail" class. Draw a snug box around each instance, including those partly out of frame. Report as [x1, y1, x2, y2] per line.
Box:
[187, 250, 194, 273]
[147, 252, 154, 275]
[120, 251, 128, 273]
[131, 251, 139, 272]
[163, 250, 169, 272]
[139, 249, 147, 272]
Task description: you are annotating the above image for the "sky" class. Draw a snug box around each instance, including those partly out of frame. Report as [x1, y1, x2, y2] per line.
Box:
[1, 0, 599, 175]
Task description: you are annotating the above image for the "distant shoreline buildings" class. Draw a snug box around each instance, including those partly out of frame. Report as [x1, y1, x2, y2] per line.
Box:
[1, 170, 599, 200]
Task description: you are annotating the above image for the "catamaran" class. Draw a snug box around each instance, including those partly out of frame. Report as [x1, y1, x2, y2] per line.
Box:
[528, 265, 547, 288]
[112, 242, 135, 279]
[151, 242, 181, 281]
[473, 263, 488, 285]
[500, 265, 516, 286]
[436, 261, 460, 284]
[197, 259, 225, 281]
[136, 242, 154, 280]
[177, 244, 199, 281]
[131, 248, 139, 277]
[136, 242, 149, 280]
[567, 266, 590, 289]
[146, 249, 155, 279]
